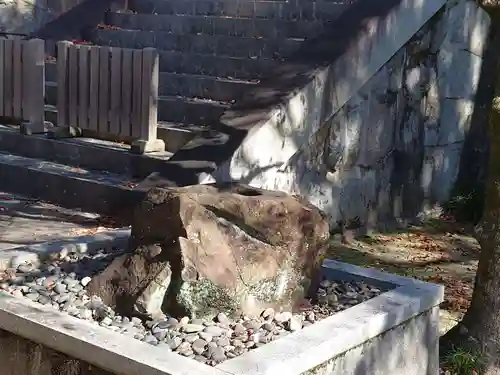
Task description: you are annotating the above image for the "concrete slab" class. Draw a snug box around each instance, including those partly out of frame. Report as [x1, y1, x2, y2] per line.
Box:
[0, 191, 129, 252]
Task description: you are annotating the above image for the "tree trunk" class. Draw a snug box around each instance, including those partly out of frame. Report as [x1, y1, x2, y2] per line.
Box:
[441, 22, 500, 375]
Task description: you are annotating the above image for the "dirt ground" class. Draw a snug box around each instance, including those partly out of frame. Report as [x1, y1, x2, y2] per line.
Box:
[327, 218, 479, 335]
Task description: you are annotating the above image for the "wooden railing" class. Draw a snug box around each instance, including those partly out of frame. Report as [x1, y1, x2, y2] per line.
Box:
[56, 41, 165, 153]
[0, 38, 46, 133]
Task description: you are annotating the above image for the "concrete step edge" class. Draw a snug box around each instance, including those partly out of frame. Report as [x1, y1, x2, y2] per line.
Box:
[0, 151, 142, 218]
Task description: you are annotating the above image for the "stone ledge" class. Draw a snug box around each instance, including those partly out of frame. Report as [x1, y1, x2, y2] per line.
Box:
[0, 228, 131, 271]
[216, 260, 444, 375]
[0, 255, 443, 375]
[0, 125, 176, 179]
[0, 293, 225, 375]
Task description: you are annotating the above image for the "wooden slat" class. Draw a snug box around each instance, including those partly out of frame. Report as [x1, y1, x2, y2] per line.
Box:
[130, 49, 143, 138]
[68, 45, 79, 127]
[88, 47, 100, 131]
[3, 39, 13, 117]
[77, 45, 90, 129]
[12, 39, 22, 118]
[21, 40, 29, 119]
[0, 40, 5, 117]
[120, 48, 133, 136]
[98, 47, 110, 133]
[25, 39, 46, 132]
[109, 47, 122, 136]
[57, 41, 71, 127]
[139, 47, 159, 142]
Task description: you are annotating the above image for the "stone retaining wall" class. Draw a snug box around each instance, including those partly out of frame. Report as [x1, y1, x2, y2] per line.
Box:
[211, 0, 491, 231]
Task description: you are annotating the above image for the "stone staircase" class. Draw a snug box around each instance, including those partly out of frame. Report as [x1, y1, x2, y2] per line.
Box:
[0, 0, 458, 226]
[43, 0, 352, 131]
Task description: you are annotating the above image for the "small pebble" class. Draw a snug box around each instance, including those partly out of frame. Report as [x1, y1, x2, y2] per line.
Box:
[203, 325, 224, 337]
[274, 312, 292, 324]
[261, 307, 275, 320]
[80, 276, 92, 287]
[183, 324, 204, 333]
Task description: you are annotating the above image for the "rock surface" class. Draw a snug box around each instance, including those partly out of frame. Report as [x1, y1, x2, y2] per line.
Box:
[87, 183, 329, 319]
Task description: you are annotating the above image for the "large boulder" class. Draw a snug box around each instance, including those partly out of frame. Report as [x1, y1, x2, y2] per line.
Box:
[87, 183, 329, 319]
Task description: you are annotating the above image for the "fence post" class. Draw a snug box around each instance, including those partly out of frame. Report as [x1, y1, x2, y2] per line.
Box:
[20, 39, 47, 135]
[56, 41, 71, 129]
[130, 47, 165, 154]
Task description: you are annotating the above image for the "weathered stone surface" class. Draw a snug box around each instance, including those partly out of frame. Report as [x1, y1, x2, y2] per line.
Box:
[87, 183, 329, 319]
[208, 0, 491, 231]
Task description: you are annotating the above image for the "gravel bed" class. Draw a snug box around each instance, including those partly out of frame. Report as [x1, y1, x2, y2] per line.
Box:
[0, 248, 387, 366]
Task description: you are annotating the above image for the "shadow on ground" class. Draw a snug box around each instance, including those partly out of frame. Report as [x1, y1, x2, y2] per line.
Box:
[327, 218, 479, 334]
[0, 192, 121, 249]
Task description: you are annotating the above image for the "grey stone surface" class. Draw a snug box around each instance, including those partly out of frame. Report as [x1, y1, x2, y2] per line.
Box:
[0, 293, 224, 375]
[304, 307, 439, 375]
[209, 0, 491, 230]
[90, 29, 302, 60]
[0, 151, 144, 218]
[107, 12, 327, 39]
[44, 71, 255, 104]
[217, 260, 443, 375]
[0, 226, 130, 270]
[0, 192, 127, 252]
[131, 0, 350, 21]
[44, 55, 278, 83]
[0, 258, 443, 375]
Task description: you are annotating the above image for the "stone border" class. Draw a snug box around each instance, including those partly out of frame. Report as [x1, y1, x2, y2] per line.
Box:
[215, 260, 444, 375]
[0, 293, 227, 375]
[0, 228, 131, 271]
[0, 252, 443, 375]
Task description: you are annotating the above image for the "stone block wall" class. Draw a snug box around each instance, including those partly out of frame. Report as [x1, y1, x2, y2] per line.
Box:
[254, 0, 491, 230]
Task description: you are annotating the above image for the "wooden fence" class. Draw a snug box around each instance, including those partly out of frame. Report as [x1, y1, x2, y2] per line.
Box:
[0, 38, 46, 132]
[56, 41, 165, 153]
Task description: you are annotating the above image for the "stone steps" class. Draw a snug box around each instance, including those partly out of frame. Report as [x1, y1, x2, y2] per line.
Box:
[85, 0, 340, 132]
[0, 151, 142, 218]
[82, 0, 346, 138]
[45, 72, 254, 104]
[107, 12, 327, 39]
[43, 95, 228, 126]
[129, 0, 350, 21]
[89, 29, 302, 60]
[45, 52, 278, 81]
[0, 123, 220, 181]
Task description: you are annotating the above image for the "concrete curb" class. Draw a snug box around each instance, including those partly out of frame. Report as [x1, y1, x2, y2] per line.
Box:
[216, 260, 444, 375]
[0, 258, 444, 375]
[0, 228, 131, 271]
